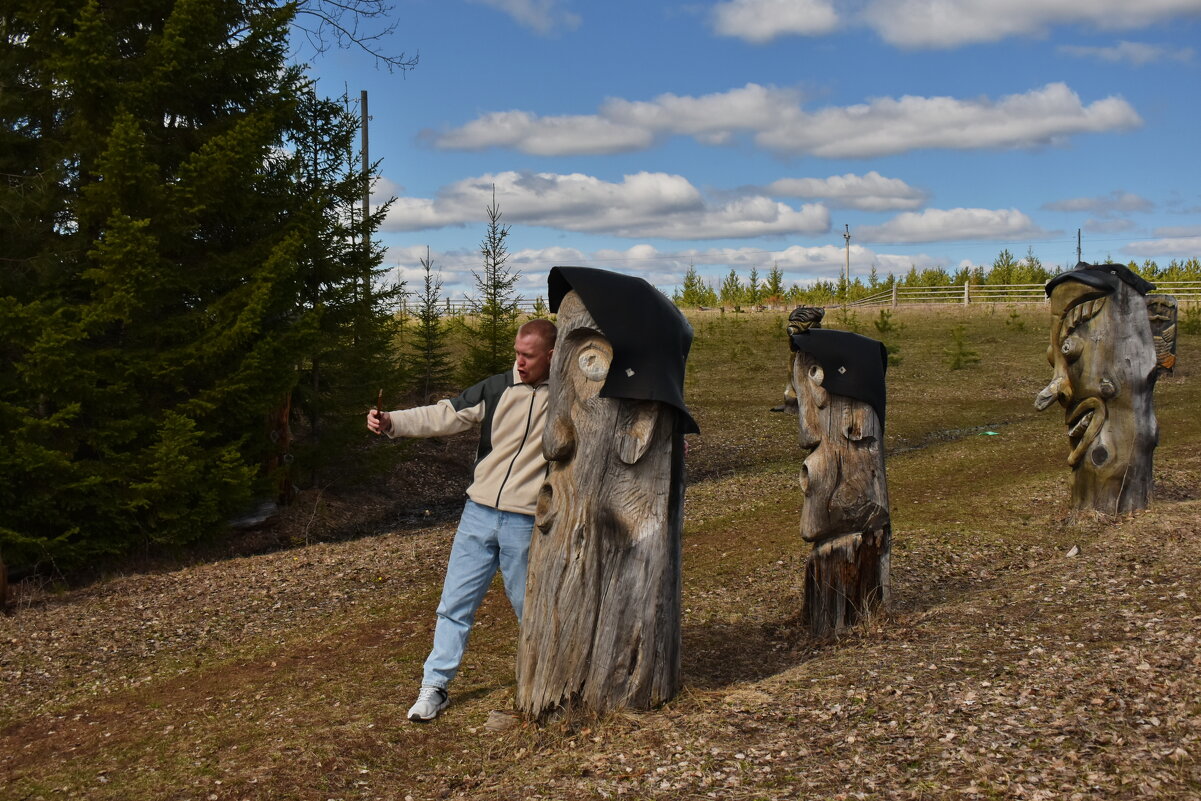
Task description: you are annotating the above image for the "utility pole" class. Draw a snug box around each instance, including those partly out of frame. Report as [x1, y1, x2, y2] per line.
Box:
[361, 90, 370, 248]
[843, 224, 851, 310]
[1076, 228, 1082, 265]
[360, 90, 371, 307]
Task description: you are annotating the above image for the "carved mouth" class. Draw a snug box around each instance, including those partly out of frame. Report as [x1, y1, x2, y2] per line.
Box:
[1065, 397, 1105, 467]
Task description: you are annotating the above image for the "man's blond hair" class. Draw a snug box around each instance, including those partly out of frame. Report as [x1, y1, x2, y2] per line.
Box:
[518, 318, 557, 352]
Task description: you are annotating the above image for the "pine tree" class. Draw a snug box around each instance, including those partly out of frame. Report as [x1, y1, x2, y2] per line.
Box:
[408, 248, 454, 403]
[460, 192, 521, 383]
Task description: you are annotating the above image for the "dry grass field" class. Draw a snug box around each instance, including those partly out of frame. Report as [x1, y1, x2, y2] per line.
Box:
[3, 304, 1199, 800]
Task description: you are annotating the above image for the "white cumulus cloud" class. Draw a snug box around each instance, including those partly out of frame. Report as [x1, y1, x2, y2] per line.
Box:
[428, 110, 652, 155]
[430, 82, 1141, 159]
[861, 0, 1201, 49]
[468, 0, 580, 34]
[382, 170, 830, 240]
[1042, 190, 1154, 216]
[857, 208, 1045, 243]
[711, 0, 840, 42]
[1059, 40, 1195, 65]
[766, 171, 928, 211]
[1124, 236, 1201, 258]
[755, 83, 1141, 158]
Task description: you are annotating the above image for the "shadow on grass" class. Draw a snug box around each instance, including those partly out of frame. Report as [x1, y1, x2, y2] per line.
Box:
[682, 614, 821, 689]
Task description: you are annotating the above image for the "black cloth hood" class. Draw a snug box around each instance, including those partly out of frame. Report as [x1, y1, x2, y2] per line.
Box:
[549, 266, 699, 434]
[1044, 262, 1155, 297]
[788, 328, 888, 429]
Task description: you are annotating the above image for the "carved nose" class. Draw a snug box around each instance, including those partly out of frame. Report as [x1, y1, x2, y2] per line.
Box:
[1034, 377, 1067, 411]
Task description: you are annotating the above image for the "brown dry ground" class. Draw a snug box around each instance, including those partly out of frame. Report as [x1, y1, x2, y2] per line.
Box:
[3, 305, 1199, 801]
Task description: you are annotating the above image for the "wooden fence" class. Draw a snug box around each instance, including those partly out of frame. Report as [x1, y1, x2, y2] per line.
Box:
[399, 297, 547, 317]
[401, 282, 1201, 317]
[849, 280, 1201, 308]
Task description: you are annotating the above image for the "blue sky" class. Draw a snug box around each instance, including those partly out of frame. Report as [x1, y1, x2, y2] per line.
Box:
[305, 0, 1201, 300]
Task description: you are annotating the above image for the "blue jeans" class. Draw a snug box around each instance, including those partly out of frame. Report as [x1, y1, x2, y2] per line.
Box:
[422, 499, 534, 689]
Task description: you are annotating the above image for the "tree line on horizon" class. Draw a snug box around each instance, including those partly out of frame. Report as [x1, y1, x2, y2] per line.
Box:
[672, 249, 1201, 309]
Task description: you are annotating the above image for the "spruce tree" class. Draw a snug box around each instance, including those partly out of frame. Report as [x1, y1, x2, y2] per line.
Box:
[764, 264, 785, 303]
[719, 269, 743, 307]
[459, 193, 520, 383]
[407, 248, 454, 403]
[0, 1, 394, 569]
[676, 265, 709, 307]
[287, 89, 404, 487]
[746, 266, 762, 306]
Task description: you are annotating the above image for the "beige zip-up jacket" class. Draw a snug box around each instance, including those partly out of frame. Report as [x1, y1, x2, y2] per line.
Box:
[385, 365, 549, 515]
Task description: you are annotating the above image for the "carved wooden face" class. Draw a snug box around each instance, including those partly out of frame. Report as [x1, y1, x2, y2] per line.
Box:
[789, 350, 888, 542]
[536, 291, 669, 540]
[1036, 278, 1158, 499]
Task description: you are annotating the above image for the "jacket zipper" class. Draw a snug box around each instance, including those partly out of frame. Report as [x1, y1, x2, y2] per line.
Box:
[495, 383, 540, 509]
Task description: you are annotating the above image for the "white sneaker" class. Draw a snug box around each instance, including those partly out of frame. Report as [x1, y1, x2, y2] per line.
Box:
[407, 686, 449, 722]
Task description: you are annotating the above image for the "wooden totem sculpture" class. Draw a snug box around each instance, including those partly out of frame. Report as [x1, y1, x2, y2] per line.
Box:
[787, 317, 891, 638]
[516, 266, 698, 722]
[1035, 263, 1176, 515]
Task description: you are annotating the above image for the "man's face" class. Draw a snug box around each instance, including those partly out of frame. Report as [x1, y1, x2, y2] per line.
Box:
[515, 332, 553, 385]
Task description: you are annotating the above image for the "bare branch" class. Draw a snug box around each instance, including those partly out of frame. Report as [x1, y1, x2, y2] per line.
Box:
[284, 0, 419, 72]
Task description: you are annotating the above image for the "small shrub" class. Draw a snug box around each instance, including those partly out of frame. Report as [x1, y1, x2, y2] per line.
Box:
[1181, 305, 1201, 335]
[945, 324, 980, 370]
[833, 307, 862, 333]
[1003, 307, 1025, 331]
[874, 308, 902, 334]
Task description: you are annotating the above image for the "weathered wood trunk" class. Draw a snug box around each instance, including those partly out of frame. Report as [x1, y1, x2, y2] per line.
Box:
[0, 553, 8, 614]
[1035, 267, 1166, 515]
[804, 527, 890, 635]
[516, 292, 684, 721]
[791, 346, 890, 638]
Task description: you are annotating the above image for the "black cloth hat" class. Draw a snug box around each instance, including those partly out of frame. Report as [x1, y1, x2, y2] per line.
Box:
[1044, 262, 1155, 297]
[788, 328, 888, 429]
[548, 266, 699, 434]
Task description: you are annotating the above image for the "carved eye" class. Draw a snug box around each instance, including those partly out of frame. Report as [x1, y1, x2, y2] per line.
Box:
[1060, 336, 1083, 362]
[578, 346, 610, 381]
[808, 364, 824, 384]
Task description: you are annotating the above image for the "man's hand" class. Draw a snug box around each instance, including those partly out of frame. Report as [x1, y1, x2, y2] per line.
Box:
[367, 408, 392, 435]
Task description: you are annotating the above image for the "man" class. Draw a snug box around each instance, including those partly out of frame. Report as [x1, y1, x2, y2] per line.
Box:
[367, 319, 556, 721]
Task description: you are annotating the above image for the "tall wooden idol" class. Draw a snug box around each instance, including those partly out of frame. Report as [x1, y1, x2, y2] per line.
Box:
[1035, 263, 1177, 515]
[787, 314, 891, 638]
[516, 266, 699, 722]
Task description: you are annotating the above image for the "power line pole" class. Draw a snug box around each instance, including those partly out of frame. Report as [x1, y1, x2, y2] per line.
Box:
[361, 89, 370, 249]
[360, 89, 372, 310]
[1076, 228, 1082, 265]
[843, 224, 851, 310]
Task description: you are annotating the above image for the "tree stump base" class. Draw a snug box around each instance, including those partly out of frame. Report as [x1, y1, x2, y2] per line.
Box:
[803, 526, 890, 638]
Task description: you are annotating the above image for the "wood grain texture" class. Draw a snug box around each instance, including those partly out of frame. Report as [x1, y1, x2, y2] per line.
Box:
[791, 349, 890, 638]
[1037, 280, 1161, 514]
[516, 292, 684, 721]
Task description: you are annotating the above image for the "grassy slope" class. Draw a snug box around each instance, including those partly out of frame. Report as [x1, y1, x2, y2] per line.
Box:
[2, 305, 1199, 800]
